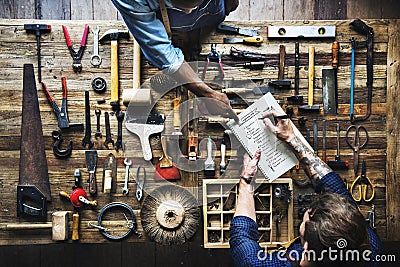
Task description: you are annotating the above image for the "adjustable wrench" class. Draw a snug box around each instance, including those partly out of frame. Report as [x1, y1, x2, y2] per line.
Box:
[82, 90, 94, 148]
[122, 158, 132, 195]
[90, 26, 102, 66]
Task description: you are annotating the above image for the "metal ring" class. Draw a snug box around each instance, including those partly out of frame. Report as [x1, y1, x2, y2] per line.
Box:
[91, 77, 107, 93]
[97, 202, 141, 240]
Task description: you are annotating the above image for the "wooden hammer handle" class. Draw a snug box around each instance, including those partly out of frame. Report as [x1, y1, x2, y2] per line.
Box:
[110, 40, 119, 107]
[308, 46, 315, 106]
[71, 213, 80, 241]
[332, 41, 339, 68]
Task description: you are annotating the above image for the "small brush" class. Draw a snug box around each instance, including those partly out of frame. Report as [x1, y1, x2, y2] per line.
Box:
[220, 138, 226, 175]
[204, 136, 215, 177]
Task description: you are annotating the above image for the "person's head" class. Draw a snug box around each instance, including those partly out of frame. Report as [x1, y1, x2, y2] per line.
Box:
[298, 192, 370, 267]
[170, 0, 204, 13]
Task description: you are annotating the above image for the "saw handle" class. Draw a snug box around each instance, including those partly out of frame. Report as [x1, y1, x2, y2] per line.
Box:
[72, 212, 79, 241]
[308, 46, 315, 106]
[110, 40, 119, 108]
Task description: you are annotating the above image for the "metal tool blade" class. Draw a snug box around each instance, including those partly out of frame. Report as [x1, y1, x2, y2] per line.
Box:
[18, 64, 50, 220]
[322, 68, 338, 114]
[217, 23, 259, 37]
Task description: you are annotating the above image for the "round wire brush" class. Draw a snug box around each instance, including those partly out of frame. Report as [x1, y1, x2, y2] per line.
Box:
[141, 185, 200, 245]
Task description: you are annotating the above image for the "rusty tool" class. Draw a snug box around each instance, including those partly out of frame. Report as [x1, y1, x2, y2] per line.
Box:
[17, 64, 51, 221]
[136, 166, 146, 201]
[299, 46, 319, 111]
[349, 19, 374, 123]
[287, 41, 303, 104]
[202, 44, 224, 81]
[346, 125, 369, 177]
[82, 90, 94, 148]
[104, 111, 114, 148]
[327, 123, 349, 170]
[42, 77, 84, 129]
[52, 130, 72, 158]
[99, 29, 130, 110]
[94, 109, 102, 138]
[115, 110, 125, 151]
[24, 24, 51, 83]
[62, 24, 89, 73]
[217, 23, 259, 37]
[85, 150, 98, 195]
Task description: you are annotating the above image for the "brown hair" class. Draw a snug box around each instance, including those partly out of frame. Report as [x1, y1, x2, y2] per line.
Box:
[303, 192, 370, 267]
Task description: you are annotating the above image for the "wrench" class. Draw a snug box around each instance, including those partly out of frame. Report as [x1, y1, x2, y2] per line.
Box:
[115, 111, 125, 151]
[104, 111, 114, 148]
[95, 109, 102, 138]
[90, 26, 102, 66]
[82, 90, 94, 148]
[122, 158, 132, 195]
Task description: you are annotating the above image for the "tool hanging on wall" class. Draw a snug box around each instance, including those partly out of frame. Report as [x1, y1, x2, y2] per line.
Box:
[267, 25, 336, 38]
[154, 136, 181, 181]
[99, 29, 130, 110]
[327, 123, 349, 170]
[299, 46, 319, 111]
[204, 136, 216, 177]
[42, 77, 84, 130]
[321, 119, 327, 162]
[223, 36, 263, 45]
[62, 24, 89, 73]
[125, 114, 165, 161]
[350, 160, 375, 202]
[52, 130, 72, 158]
[220, 138, 227, 175]
[85, 150, 98, 195]
[140, 185, 200, 245]
[90, 26, 102, 66]
[217, 23, 259, 37]
[312, 119, 318, 156]
[287, 42, 303, 104]
[222, 80, 291, 95]
[17, 64, 51, 221]
[89, 202, 141, 240]
[103, 153, 117, 194]
[349, 19, 374, 123]
[24, 24, 51, 83]
[322, 41, 339, 114]
[346, 125, 368, 177]
[82, 90, 94, 148]
[135, 166, 146, 201]
[202, 44, 224, 81]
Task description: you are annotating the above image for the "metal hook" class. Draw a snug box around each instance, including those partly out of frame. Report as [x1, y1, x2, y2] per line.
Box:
[52, 130, 73, 158]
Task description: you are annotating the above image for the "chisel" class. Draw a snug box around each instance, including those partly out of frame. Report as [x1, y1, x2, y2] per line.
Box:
[223, 36, 263, 45]
[327, 123, 349, 169]
[217, 23, 259, 37]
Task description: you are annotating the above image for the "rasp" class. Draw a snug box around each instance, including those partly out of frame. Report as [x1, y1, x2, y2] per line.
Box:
[17, 64, 51, 221]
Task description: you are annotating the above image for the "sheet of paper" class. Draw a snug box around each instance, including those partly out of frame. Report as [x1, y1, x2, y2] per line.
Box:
[227, 93, 312, 181]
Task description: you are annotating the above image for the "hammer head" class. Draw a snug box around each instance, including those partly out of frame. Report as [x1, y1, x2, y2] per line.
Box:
[99, 29, 130, 43]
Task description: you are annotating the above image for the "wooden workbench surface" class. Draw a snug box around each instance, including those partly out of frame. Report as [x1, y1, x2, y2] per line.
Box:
[0, 19, 398, 245]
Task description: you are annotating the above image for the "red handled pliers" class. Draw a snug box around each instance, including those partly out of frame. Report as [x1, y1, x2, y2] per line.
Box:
[202, 44, 224, 81]
[62, 24, 89, 73]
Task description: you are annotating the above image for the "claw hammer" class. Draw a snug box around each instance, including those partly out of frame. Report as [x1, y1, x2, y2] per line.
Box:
[99, 29, 130, 110]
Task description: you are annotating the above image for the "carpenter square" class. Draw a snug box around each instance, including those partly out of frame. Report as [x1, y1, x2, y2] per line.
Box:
[17, 64, 50, 221]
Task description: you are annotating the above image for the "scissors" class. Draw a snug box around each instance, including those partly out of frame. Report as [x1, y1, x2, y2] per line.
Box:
[350, 160, 375, 202]
[345, 125, 368, 177]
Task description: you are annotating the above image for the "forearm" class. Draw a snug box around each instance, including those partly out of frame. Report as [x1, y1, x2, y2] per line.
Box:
[287, 135, 333, 186]
[234, 179, 256, 222]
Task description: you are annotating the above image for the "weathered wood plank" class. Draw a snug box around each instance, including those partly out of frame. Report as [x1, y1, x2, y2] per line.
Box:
[284, 0, 314, 20]
[347, 0, 382, 19]
[314, 0, 347, 20]
[71, 0, 93, 20]
[40, 0, 71, 20]
[249, 0, 284, 20]
[0, 0, 36, 19]
[386, 19, 400, 241]
[225, 0, 250, 21]
[93, 0, 120, 20]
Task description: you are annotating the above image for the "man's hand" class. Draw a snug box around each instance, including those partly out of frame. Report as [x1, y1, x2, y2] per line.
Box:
[241, 150, 261, 181]
[261, 110, 294, 142]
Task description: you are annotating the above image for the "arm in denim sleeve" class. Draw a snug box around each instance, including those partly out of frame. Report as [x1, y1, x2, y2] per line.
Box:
[111, 0, 184, 73]
[230, 216, 292, 267]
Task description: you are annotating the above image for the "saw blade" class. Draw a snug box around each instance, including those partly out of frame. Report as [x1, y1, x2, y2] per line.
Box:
[19, 64, 51, 201]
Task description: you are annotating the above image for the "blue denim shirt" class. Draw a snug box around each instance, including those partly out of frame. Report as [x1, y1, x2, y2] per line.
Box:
[111, 0, 225, 74]
[230, 172, 384, 267]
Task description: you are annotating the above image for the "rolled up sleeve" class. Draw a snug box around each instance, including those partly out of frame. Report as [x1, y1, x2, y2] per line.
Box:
[111, 0, 184, 73]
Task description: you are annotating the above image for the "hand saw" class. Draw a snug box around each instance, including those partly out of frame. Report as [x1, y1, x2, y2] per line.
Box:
[17, 64, 51, 221]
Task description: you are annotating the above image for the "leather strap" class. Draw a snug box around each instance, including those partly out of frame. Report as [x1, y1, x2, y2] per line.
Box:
[158, 0, 172, 39]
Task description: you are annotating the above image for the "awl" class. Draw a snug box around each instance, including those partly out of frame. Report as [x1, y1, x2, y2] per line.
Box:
[18, 64, 51, 221]
[217, 23, 259, 37]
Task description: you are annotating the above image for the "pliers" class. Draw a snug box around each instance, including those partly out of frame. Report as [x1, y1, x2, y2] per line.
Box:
[202, 44, 224, 81]
[135, 166, 146, 202]
[41, 78, 83, 129]
[62, 24, 89, 73]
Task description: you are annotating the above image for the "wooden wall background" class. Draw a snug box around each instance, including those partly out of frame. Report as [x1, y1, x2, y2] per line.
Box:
[1, 1, 400, 267]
